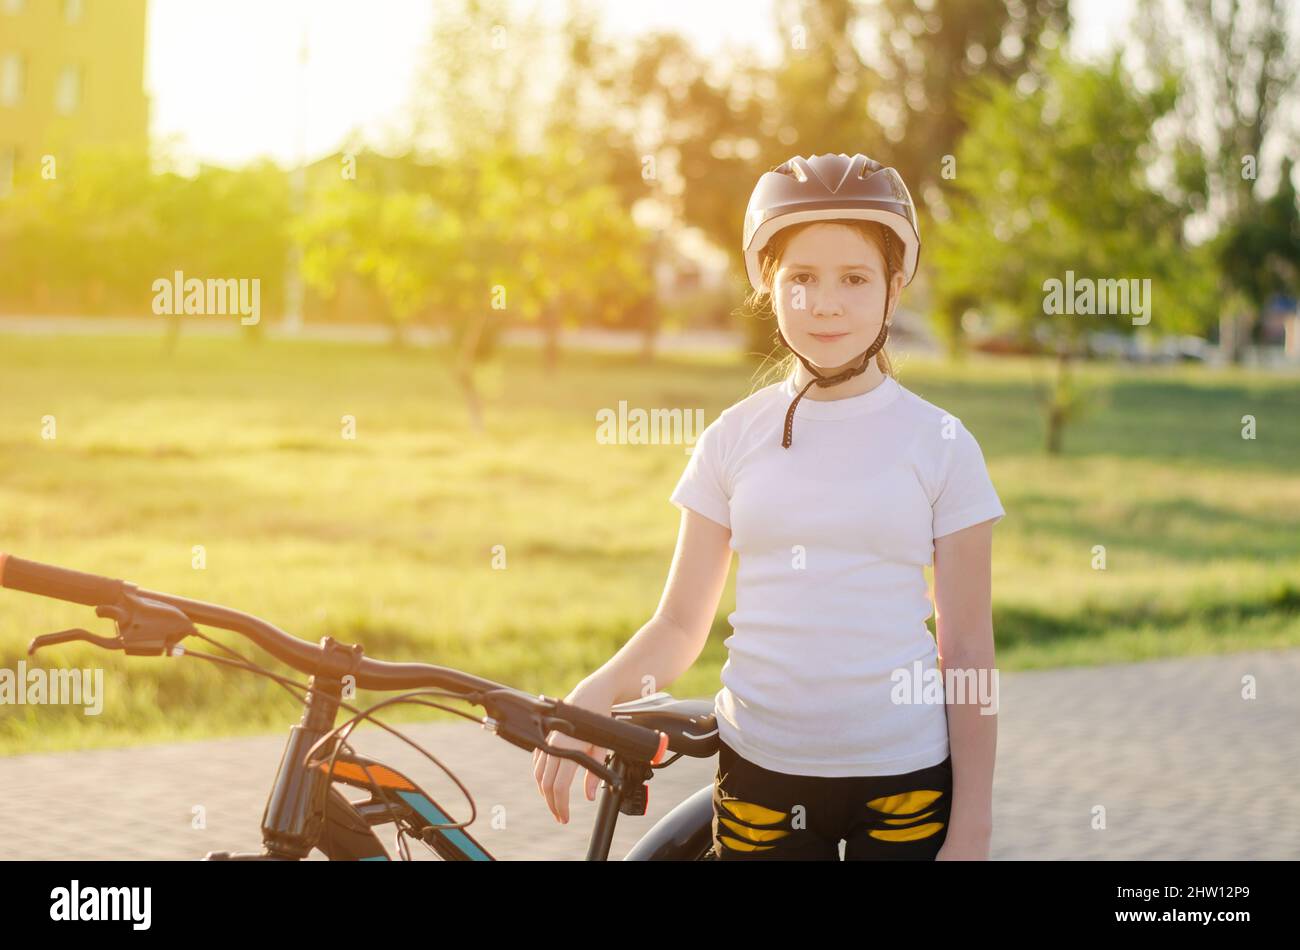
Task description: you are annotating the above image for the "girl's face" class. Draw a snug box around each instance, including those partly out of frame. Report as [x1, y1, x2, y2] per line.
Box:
[772, 222, 904, 372]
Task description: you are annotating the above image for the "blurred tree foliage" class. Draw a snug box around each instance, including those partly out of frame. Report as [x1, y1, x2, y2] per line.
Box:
[1133, 0, 1300, 360]
[930, 48, 1218, 453]
[862, 0, 1071, 186]
[0, 146, 290, 345]
[1216, 157, 1300, 313]
[588, 0, 1076, 361]
[1, 0, 1288, 396]
[864, 0, 1071, 350]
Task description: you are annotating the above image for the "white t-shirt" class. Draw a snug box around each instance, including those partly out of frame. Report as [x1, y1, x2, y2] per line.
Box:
[669, 373, 1005, 777]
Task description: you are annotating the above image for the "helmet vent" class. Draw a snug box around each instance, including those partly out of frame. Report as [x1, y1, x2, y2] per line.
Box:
[806, 153, 850, 192]
[856, 155, 884, 177]
[776, 158, 808, 183]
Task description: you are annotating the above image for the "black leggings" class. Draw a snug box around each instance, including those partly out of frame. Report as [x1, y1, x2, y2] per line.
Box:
[711, 738, 953, 860]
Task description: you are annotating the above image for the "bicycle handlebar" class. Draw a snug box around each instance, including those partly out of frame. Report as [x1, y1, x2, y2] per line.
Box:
[0, 553, 127, 608]
[0, 553, 670, 766]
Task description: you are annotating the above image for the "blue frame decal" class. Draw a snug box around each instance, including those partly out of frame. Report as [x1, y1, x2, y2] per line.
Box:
[396, 790, 493, 861]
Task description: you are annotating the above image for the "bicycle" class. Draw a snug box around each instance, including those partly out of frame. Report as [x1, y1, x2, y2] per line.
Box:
[0, 553, 721, 861]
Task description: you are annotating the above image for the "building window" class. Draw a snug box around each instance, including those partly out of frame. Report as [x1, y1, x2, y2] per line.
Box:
[64, 0, 83, 23]
[0, 55, 23, 107]
[0, 146, 15, 198]
[55, 64, 82, 114]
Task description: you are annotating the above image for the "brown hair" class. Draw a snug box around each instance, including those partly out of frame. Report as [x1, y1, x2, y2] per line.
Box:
[744, 219, 903, 393]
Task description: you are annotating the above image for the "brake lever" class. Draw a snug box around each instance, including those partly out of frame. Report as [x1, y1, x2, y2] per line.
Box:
[480, 698, 624, 789]
[535, 740, 622, 791]
[28, 628, 123, 656]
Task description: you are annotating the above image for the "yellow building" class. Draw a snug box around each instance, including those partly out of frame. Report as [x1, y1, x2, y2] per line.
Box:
[0, 0, 149, 195]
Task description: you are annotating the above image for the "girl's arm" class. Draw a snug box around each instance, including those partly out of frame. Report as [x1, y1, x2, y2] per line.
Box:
[533, 507, 732, 823]
[932, 518, 999, 857]
[576, 507, 733, 704]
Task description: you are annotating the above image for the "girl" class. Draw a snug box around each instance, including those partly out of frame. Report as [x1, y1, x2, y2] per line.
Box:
[533, 153, 1004, 860]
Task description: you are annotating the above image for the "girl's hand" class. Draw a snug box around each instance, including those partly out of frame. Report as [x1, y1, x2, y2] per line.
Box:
[531, 682, 618, 824]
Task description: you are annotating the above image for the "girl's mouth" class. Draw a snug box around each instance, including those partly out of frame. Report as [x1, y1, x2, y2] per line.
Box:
[808, 332, 850, 342]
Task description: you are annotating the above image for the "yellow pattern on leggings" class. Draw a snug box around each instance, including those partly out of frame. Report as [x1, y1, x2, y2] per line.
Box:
[865, 788, 946, 842]
[716, 797, 790, 852]
[716, 787, 947, 851]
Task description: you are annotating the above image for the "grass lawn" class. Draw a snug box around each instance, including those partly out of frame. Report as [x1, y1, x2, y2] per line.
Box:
[1, 331, 1297, 754]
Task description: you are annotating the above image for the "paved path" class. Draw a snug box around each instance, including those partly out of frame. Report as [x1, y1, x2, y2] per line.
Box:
[2, 647, 1297, 860]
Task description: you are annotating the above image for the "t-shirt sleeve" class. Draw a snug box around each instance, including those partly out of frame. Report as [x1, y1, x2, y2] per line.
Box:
[930, 418, 1006, 539]
[669, 415, 731, 529]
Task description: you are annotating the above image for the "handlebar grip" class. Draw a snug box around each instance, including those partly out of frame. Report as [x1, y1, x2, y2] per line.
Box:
[0, 554, 128, 607]
[553, 700, 669, 764]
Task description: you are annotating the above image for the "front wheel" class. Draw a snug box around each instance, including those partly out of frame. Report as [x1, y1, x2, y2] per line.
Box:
[623, 783, 717, 861]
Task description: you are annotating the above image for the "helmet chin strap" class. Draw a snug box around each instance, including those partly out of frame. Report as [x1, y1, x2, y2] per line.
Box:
[776, 287, 892, 449]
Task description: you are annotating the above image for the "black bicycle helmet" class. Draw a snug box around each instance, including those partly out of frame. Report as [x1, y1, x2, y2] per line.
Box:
[742, 153, 921, 448]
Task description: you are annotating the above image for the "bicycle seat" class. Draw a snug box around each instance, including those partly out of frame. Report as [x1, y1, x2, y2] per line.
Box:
[611, 692, 718, 758]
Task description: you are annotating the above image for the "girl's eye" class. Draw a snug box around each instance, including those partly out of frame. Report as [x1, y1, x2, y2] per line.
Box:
[791, 273, 867, 285]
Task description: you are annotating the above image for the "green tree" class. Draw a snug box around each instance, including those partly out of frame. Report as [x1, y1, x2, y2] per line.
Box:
[1216, 157, 1300, 319]
[864, 0, 1072, 352]
[1133, 0, 1300, 360]
[153, 159, 292, 349]
[932, 49, 1216, 454]
[0, 146, 171, 315]
[295, 161, 460, 347]
[0, 145, 291, 350]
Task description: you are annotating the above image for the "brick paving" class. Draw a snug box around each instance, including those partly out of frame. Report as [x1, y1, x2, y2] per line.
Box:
[1, 647, 1297, 860]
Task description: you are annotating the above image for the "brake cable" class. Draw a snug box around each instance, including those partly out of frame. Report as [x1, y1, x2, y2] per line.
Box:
[176, 640, 483, 858]
[78, 620, 629, 861]
[180, 633, 600, 856]
[305, 691, 484, 843]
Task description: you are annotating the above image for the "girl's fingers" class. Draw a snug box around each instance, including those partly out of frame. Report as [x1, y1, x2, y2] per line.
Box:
[541, 753, 572, 823]
[533, 730, 560, 791]
[533, 747, 547, 790]
[545, 757, 576, 823]
[534, 731, 606, 821]
[539, 752, 559, 819]
[553, 759, 581, 823]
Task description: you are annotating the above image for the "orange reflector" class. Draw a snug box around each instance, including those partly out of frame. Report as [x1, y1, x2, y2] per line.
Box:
[318, 760, 416, 790]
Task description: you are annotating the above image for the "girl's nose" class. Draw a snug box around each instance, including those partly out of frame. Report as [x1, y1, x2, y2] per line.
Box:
[811, 293, 843, 316]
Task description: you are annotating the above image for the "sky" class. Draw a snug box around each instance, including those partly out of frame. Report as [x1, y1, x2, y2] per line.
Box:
[146, 0, 1135, 170]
